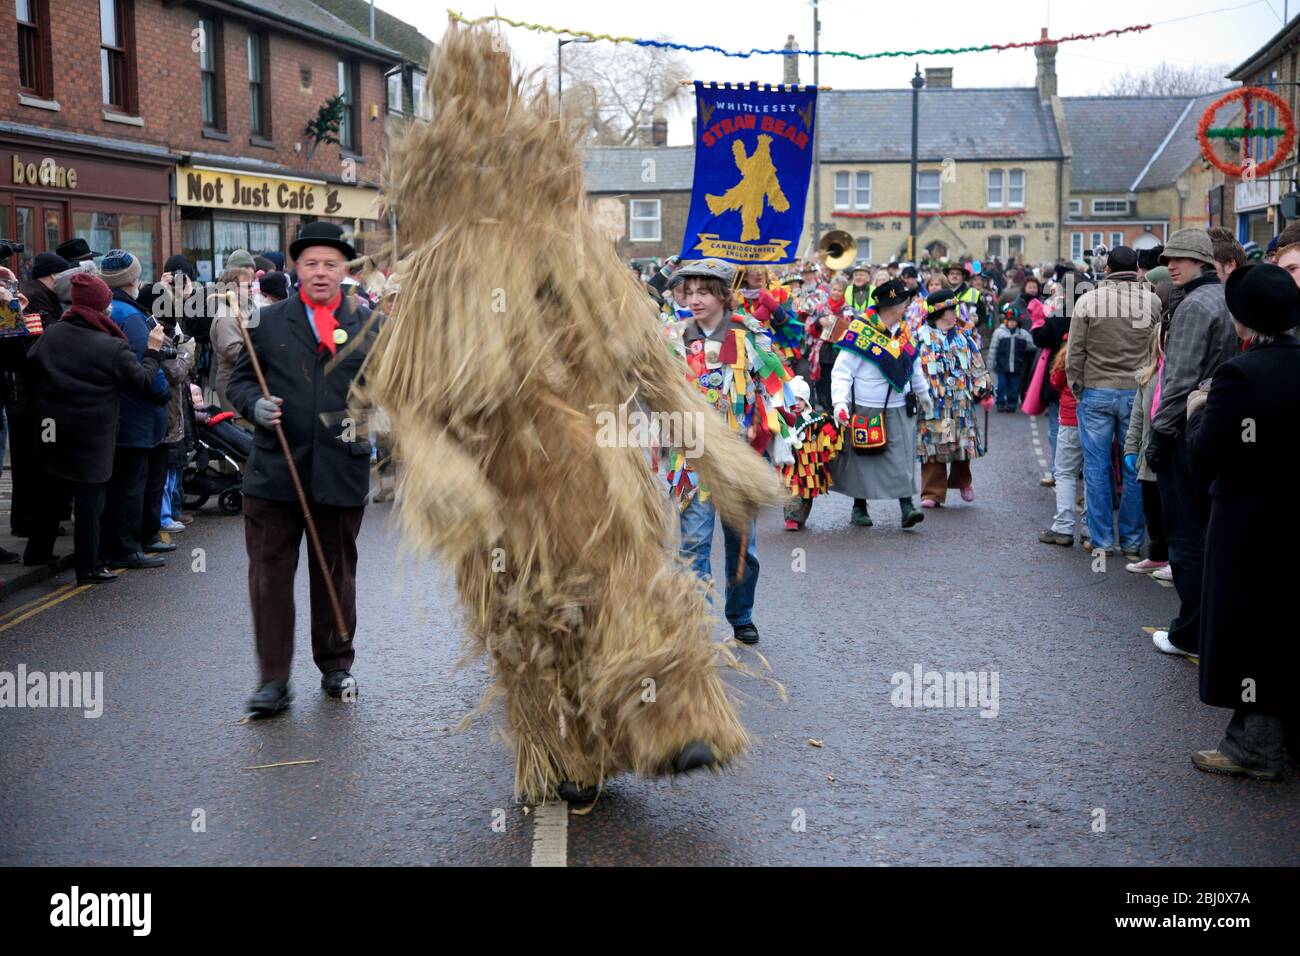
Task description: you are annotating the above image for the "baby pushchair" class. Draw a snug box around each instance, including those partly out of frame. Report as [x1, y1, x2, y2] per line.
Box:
[183, 405, 251, 514]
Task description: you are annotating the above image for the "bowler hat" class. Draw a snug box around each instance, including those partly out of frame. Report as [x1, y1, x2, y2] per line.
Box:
[925, 288, 957, 316]
[872, 278, 913, 307]
[289, 221, 357, 262]
[1223, 263, 1300, 335]
[55, 237, 100, 263]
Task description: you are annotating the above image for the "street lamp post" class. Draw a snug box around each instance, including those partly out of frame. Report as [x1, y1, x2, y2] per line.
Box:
[557, 37, 591, 113]
[909, 64, 924, 263]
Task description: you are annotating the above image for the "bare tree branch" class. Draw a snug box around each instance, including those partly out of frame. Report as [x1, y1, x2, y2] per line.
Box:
[547, 41, 690, 145]
[1094, 62, 1233, 97]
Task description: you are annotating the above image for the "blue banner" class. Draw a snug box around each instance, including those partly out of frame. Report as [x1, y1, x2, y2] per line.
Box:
[679, 82, 817, 264]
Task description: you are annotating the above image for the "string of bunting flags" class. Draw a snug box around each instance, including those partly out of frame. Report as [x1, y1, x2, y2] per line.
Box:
[446, 9, 1151, 61]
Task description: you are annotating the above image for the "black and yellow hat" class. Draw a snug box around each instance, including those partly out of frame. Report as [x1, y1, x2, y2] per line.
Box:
[871, 278, 913, 307]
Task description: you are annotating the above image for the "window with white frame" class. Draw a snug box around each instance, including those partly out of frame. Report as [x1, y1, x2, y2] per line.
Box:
[629, 199, 660, 242]
[917, 170, 941, 208]
[1110, 232, 1124, 249]
[1091, 198, 1129, 215]
[854, 238, 873, 262]
[854, 171, 871, 209]
[834, 171, 851, 209]
[412, 70, 429, 119]
[1069, 199, 1082, 217]
[987, 169, 1004, 207]
[1007, 168, 1025, 206]
[1008, 235, 1024, 256]
[1090, 232, 1104, 252]
[987, 235, 1003, 257]
[987, 168, 1026, 207]
[1071, 232, 1084, 261]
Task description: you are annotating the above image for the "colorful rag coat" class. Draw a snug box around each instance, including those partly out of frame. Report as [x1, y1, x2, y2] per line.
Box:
[914, 322, 991, 463]
[833, 307, 919, 393]
[738, 285, 804, 366]
[779, 409, 843, 500]
[666, 312, 795, 506]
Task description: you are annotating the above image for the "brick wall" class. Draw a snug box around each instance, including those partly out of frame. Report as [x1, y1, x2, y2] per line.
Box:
[1, 0, 397, 183]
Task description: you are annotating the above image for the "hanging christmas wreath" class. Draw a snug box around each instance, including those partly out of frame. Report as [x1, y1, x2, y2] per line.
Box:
[1197, 86, 1296, 178]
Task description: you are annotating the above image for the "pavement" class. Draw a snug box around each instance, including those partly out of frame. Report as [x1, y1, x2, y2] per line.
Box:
[0, 409, 1296, 867]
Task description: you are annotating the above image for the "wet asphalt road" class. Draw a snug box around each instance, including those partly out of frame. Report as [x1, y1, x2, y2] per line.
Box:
[1, 409, 1296, 867]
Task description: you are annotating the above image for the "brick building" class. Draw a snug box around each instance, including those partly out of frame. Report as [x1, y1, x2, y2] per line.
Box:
[4, 0, 431, 281]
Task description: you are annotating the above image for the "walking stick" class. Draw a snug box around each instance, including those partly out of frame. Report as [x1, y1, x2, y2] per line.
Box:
[231, 294, 350, 641]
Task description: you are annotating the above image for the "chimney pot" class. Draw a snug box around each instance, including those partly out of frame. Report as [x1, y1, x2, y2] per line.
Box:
[924, 67, 953, 89]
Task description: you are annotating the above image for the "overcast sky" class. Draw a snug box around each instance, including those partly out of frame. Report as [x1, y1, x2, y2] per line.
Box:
[377, 0, 1292, 144]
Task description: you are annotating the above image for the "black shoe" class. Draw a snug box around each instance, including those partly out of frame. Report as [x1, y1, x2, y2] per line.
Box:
[557, 780, 600, 804]
[247, 680, 292, 717]
[851, 506, 873, 527]
[900, 500, 924, 529]
[108, 551, 165, 569]
[673, 740, 720, 774]
[733, 623, 759, 645]
[77, 569, 119, 585]
[143, 539, 177, 553]
[321, 670, 357, 699]
[0, 547, 20, 565]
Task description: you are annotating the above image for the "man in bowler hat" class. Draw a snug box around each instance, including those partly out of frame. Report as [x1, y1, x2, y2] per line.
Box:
[226, 222, 381, 716]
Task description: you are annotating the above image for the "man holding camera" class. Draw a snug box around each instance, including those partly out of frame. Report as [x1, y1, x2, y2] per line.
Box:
[227, 222, 380, 717]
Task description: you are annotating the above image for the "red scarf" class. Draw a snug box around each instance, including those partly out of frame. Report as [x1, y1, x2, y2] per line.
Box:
[63, 304, 128, 341]
[299, 288, 342, 355]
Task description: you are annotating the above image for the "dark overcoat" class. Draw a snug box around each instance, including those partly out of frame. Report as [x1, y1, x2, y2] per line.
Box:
[226, 293, 379, 508]
[1186, 336, 1300, 712]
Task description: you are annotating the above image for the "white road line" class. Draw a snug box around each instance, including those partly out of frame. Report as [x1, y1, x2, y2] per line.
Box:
[530, 801, 569, 867]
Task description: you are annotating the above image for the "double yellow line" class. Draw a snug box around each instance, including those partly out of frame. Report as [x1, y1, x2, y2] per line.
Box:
[0, 581, 94, 635]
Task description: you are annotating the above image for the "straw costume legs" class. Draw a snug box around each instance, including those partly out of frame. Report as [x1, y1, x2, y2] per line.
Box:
[364, 26, 783, 802]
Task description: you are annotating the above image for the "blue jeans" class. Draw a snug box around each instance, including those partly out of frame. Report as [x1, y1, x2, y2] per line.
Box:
[1046, 400, 1059, 461]
[1077, 388, 1144, 550]
[679, 495, 759, 627]
[161, 467, 182, 522]
[996, 372, 1020, 408]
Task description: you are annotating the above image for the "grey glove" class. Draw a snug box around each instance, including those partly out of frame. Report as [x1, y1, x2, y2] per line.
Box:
[917, 391, 934, 416]
[253, 396, 282, 429]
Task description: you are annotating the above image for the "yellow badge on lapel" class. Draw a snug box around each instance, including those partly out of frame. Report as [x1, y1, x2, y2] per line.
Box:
[333, 328, 348, 346]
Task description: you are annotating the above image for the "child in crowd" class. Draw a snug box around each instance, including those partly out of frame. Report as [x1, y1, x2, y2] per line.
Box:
[989, 303, 1036, 411]
[1038, 339, 1088, 547]
[778, 377, 843, 530]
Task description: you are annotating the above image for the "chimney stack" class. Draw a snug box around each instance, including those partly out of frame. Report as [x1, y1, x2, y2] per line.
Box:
[1035, 27, 1058, 101]
[783, 34, 800, 86]
[651, 115, 668, 147]
[924, 67, 952, 89]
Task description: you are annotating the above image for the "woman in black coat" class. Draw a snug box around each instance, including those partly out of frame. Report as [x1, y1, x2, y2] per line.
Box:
[24, 273, 166, 583]
[1186, 263, 1300, 781]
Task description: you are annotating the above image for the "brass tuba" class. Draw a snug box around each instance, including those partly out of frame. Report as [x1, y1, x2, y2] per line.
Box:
[818, 230, 857, 271]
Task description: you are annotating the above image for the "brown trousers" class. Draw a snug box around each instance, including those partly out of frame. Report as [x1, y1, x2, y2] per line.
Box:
[243, 494, 364, 683]
[920, 459, 972, 504]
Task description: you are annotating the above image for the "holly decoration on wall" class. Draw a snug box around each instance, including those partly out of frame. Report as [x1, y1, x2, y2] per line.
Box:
[1198, 87, 1296, 178]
